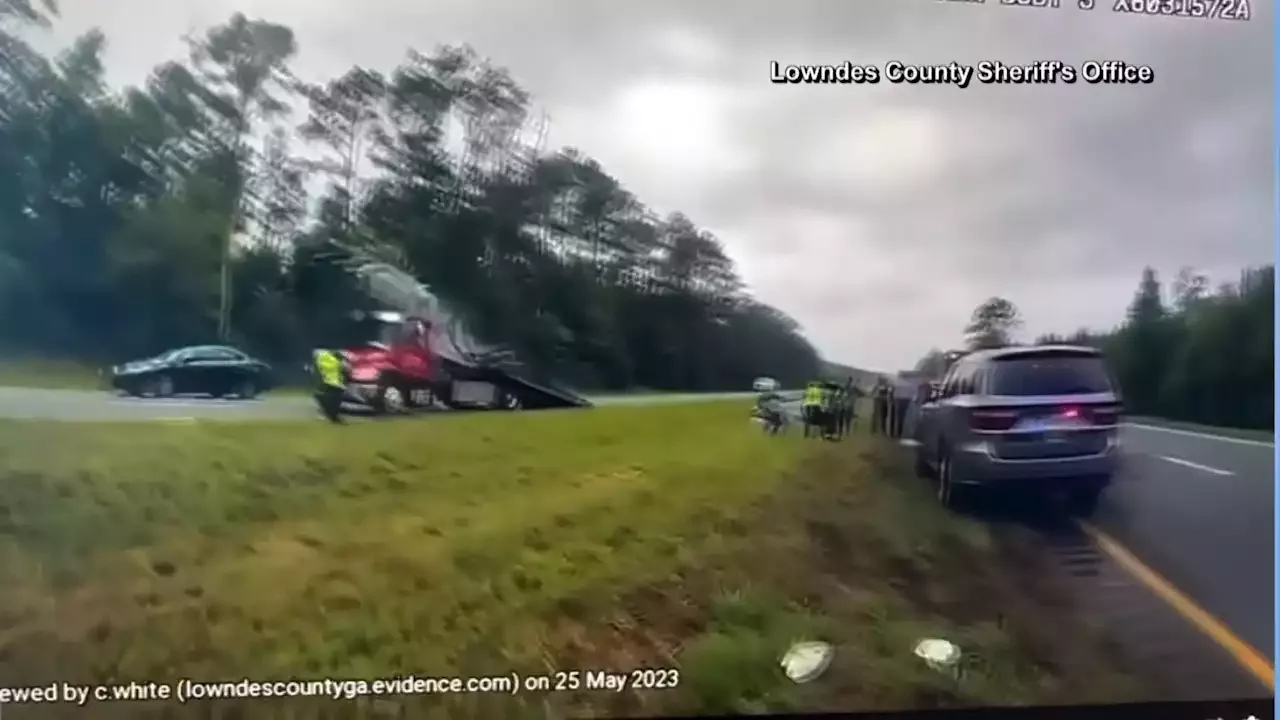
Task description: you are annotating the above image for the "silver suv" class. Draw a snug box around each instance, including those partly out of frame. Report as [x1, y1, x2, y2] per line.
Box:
[912, 345, 1122, 515]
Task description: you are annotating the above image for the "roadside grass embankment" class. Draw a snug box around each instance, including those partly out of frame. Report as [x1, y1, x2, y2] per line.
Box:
[0, 358, 104, 390]
[0, 403, 1147, 718]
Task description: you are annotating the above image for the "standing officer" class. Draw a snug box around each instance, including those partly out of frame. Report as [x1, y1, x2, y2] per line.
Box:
[845, 379, 861, 433]
[802, 381, 823, 438]
[832, 387, 846, 439]
[312, 348, 347, 424]
[890, 375, 912, 439]
[820, 382, 838, 440]
[872, 378, 890, 435]
[836, 386, 852, 438]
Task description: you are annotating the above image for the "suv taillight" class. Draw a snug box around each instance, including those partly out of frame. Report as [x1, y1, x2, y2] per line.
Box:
[1084, 404, 1121, 426]
[969, 409, 1019, 431]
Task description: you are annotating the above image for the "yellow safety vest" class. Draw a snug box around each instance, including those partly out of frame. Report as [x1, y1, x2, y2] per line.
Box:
[313, 350, 344, 388]
[803, 385, 823, 407]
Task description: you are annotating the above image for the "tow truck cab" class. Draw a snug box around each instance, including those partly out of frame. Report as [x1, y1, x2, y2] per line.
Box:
[331, 311, 589, 413]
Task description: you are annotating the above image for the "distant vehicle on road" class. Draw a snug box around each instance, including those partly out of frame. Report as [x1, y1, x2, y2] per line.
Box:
[321, 311, 589, 415]
[912, 345, 1122, 516]
[752, 376, 780, 392]
[109, 345, 273, 399]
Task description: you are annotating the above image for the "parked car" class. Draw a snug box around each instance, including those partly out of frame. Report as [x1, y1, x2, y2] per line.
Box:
[752, 376, 780, 392]
[912, 345, 1122, 516]
[109, 345, 273, 399]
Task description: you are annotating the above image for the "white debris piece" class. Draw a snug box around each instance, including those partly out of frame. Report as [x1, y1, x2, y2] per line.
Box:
[780, 641, 834, 684]
[913, 638, 962, 675]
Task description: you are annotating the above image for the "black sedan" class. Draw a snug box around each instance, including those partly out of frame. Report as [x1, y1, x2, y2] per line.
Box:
[109, 345, 273, 399]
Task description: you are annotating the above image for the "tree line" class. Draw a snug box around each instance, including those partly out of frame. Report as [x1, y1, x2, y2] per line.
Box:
[915, 266, 1274, 431]
[0, 6, 823, 391]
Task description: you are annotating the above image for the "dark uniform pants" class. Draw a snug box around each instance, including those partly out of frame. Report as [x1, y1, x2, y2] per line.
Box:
[891, 399, 910, 438]
[872, 398, 887, 434]
[316, 384, 345, 423]
[803, 405, 819, 437]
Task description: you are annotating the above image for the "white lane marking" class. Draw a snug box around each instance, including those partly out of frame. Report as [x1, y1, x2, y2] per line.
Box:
[1124, 422, 1273, 448]
[1157, 455, 1235, 476]
[899, 438, 921, 447]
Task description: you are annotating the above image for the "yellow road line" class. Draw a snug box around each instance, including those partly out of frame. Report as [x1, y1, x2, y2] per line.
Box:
[1079, 521, 1274, 691]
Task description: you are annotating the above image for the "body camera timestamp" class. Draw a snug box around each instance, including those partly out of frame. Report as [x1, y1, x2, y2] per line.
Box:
[542, 668, 680, 694]
[1081, 0, 1251, 19]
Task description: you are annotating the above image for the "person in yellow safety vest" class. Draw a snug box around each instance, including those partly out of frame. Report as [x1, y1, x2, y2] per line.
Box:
[312, 348, 346, 424]
[820, 383, 839, 439]
[802, 381, 824, 439]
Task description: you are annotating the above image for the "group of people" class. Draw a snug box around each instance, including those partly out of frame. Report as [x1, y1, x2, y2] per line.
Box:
[800, 380, 858, 440]
[870, 375, 934, 439]
[757, 373, 933, 443]
[870, 377, 906, 438]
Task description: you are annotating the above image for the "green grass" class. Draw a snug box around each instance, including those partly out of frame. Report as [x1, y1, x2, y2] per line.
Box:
[0, 403, 1145, 718]
[1126, 415, 1273, 443]
[0, 357, 105, 390]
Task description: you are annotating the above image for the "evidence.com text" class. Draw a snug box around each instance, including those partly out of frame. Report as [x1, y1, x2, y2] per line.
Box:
[0, 675, 522, 706]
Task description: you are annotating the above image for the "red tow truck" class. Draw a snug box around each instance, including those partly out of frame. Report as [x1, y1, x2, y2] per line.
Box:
[325, 310, 590, 415]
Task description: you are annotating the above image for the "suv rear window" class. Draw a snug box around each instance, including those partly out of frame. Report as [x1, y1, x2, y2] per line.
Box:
[989, 353, 1113, 396]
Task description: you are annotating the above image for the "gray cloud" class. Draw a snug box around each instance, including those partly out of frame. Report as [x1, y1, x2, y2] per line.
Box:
[43, 0, 1274, 369]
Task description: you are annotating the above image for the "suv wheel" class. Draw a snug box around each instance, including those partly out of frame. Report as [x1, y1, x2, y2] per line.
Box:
[937, 449, 966, 510]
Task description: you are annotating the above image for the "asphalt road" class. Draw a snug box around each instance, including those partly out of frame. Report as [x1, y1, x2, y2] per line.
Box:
[1093, 422, 1275, 664]
[0, 386, 762, 422]
[1, 387, 1272, 670]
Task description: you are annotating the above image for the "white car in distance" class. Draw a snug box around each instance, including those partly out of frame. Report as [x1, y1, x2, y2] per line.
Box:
[753, 377, 780, 392]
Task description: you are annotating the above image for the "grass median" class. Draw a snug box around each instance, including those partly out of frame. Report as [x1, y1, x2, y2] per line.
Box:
[0, 358, 104, 390]
[0, 404, 1147, 718]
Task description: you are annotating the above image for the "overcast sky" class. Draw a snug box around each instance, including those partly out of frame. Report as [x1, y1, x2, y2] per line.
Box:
[39, 0, 1274, 370]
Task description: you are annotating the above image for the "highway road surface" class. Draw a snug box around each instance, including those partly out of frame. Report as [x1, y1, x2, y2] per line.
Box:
[1093, 422, 1275, 665]
[0, 386, 760, 422]
[0, 386, 1272, 675]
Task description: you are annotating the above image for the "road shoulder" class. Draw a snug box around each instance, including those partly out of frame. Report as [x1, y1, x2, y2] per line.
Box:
[1126, 416, 1274, 445]
[537, 436, 1153, 717]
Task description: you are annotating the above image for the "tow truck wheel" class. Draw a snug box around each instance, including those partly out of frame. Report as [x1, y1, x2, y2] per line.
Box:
[499, 390, 522, 411]
[376, 384, 407, 415]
